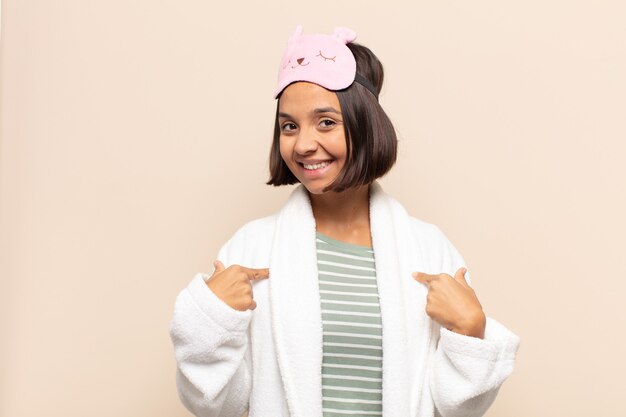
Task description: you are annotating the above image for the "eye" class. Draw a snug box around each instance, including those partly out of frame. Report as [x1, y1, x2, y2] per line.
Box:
[320, 119, 336, 128]
[316, 50, 336, 62]
[281, 122, 297, 133]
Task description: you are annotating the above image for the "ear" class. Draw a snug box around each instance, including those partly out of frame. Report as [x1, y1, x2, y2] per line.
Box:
[288, 25, 304, 43]
[332, 27, 357, 44]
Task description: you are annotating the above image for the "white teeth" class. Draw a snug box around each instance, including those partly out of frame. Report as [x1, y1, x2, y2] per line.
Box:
[303, 161, 331, 170]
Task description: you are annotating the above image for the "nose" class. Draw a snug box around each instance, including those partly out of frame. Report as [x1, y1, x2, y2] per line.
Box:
[297, 57, 304, 65]
[293, 126, 318, 155]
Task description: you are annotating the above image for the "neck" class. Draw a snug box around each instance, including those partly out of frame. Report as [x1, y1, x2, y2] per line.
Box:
[309, 184, 371, 229]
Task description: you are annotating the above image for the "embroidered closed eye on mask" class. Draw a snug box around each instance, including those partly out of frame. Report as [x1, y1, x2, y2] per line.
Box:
[273, 25, 379, 100]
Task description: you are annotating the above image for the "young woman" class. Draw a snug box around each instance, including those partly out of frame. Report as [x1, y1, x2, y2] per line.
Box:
[170, 26, 520, 417]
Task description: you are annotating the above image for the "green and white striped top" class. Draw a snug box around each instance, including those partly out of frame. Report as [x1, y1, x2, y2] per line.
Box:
[316, 231, 383, 417]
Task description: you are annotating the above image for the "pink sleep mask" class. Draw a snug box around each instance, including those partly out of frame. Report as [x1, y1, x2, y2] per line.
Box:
[273, 25, 378, 100]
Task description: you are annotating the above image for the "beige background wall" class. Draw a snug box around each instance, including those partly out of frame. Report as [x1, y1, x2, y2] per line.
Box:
[2, 1, 625, 416]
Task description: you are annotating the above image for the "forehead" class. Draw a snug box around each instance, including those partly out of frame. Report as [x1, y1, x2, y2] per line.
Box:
[278, 82, 341, 114]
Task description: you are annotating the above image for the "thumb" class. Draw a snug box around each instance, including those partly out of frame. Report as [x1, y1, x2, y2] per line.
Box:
[454, 267, 469, 286]
[212, 260, 226, 275]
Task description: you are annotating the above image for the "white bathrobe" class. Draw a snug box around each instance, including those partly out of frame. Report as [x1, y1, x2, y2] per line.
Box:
[169, 181, 520, 417]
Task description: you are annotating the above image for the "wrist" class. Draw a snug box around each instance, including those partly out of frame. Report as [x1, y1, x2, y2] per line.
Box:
[451, 310, 486, 339]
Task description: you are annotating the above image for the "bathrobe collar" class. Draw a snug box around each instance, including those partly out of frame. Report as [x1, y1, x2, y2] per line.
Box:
[269, 181, 433, 417]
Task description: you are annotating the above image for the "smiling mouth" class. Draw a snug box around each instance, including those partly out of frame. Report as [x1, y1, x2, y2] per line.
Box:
[291, 62, 310, 68]
[301, 160, 332, 170]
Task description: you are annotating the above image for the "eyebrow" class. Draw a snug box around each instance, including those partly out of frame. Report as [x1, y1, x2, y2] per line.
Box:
[278, 107, 341, 119]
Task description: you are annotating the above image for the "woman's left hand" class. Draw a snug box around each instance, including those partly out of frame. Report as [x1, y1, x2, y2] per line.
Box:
[412, 267, 486, 339]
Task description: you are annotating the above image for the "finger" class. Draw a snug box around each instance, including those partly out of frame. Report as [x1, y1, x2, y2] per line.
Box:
[412, 271, 439, 285]
[212, 260, 226, 275]
[454, 267, 469, 286]
[242, 267, 270, 281]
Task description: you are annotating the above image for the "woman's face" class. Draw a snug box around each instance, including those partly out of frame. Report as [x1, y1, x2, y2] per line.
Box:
[278, 82, 348, 195]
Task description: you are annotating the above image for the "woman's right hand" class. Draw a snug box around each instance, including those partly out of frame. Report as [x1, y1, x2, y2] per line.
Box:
[205, 260, 270, 311]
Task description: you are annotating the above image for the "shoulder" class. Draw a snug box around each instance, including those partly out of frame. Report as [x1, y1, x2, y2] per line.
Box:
[374, 183, 448, 248]
[376, 185, 454, 257]
[408, 215, 447, 243]
[407, 216, 451, 256]
[231, 214, 277, 241]
[216, 213, 277, 266]
[407, 215, 470, 280]
[382, 187, 466, 275]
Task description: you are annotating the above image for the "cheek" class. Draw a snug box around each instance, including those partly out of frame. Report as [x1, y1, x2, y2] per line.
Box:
[331, 135, 348, 160]
[278, 140, 287, 160]
[278, 139, 292, 164]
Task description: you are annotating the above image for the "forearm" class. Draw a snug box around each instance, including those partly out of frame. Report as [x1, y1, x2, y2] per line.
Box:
[430, 317, 520, 417]
[170, 273, 252, 416]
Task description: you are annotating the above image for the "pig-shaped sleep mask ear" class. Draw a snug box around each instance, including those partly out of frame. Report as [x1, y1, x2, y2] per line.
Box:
[273, 25, 378, 100]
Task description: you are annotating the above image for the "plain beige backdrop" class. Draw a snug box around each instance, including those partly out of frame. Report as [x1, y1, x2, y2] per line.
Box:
[2, 1, 625, 416]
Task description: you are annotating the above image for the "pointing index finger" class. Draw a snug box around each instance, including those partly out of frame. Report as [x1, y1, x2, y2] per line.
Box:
[244, 267, 270, 280]
[412, 271, 438, 284]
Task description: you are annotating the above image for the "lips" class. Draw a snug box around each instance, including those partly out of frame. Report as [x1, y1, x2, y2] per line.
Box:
[296, 159, 334, 179]
[301, 160, 332, 170]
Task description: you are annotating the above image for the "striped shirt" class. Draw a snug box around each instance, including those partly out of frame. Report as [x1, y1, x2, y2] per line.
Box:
[316, 231, 383, 417]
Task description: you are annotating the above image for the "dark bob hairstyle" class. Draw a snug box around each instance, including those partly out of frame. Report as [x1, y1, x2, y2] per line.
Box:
[266, 42, 398, 193]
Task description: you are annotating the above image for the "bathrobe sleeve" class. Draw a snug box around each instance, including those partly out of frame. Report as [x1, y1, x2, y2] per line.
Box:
[169, 236, 252, 417]
[429, 226, 520, 417]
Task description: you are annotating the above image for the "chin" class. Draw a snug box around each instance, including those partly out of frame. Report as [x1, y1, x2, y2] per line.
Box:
[290, 170, 338, 195]
[301, 184, 328, 195]
[298, 180, 335, 195]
